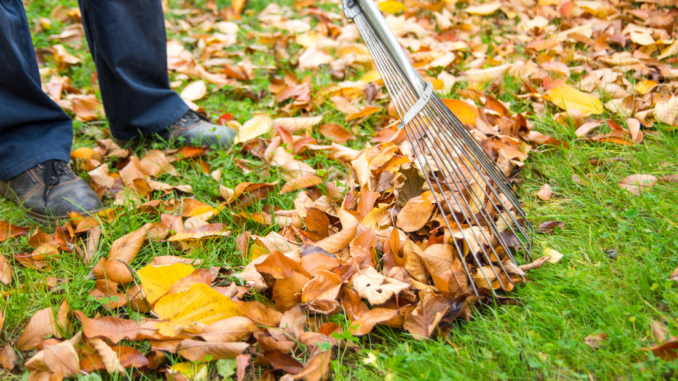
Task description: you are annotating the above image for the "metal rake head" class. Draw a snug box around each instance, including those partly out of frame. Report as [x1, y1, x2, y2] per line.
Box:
[343, 0, 533, 297]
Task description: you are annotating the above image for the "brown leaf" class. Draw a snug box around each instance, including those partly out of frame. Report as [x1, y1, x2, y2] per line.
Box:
[350, 308, 399, 336]
[301, 270, 342, 303]
[92, 258, 134, 284]
[199, 316, 260, 343]
[518, 256, 551, 272]
[310, 223, 358, 254]
[403, 293, 450, 340]
[305, 208, 330, 238]
[256, 250, 312, 280]
[346, 106, 381, 122]
[403, 239, 429, 284]
[235, 301, 283, 327]
[108, 223, 154, 263]
[43, 340, 80, 377]
[319, 123, 355, 143]
[536, 220, 565, 234]
[584, 332, 608, 349]
[258, 349, 304, 374]
[167, 223, 231, 242]
[536, 184, 552, 201]
[177, 340, 249, 362]
[300, 254, 340, 276]
[74, 311, 156, 343]
[279, 304, 307, 340]
[0, 255, 13, 285]
[0, 221, 30, 243]
[273, 272, 311, 312]
[352, 267, 409, 306]
[280, 175, 323, 194]
[0, 346, 19, 370]
[661, 175, 678, 183]
[89, 337, 124, 373]
[17, 308, 60, 351]
[396, 192, 436, 232]
[643, 340, 678, 361]
[618, 174, 657, 196]
[282, 350, 331, 381]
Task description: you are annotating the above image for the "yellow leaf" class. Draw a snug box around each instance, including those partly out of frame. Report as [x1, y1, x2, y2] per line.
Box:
[137, 263, 195, 305]
[378, 0, 408, 14]
[234, 114, 272, 144]
[464, 2, 501, 15]
[634, 80, 657, 95]
[249, 238, 270, 261]
[543, 85, 603, 116]
[170, 362, 207, 381]
[658, 40, 678, 60]
[154, 283, 244, 329]
[360, 70, 382, 83]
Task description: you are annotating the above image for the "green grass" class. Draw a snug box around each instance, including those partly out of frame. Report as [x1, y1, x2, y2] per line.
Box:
[3, 0, 678, 380]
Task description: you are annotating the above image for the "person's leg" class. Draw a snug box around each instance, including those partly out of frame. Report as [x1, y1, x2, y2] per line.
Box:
[78, 0, 189, 141]
[0, 0, 73, 181]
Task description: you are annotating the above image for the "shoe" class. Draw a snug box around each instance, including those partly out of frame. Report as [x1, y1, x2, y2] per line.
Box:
[115, 110, 237, 148]
[0, 160, 103, 225]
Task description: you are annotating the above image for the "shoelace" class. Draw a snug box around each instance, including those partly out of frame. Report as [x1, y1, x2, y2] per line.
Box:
[38, 160, 69, 203]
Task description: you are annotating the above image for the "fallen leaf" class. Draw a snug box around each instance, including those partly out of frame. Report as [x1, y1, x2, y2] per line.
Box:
[89, 337, 125, 374]
[17, 307, 60, 351]
[537, 184, 552, 201]
[544, 248, 563, 264]
[0, 221, 30, 243]
[543, 85, 603, 116]
[154, 283, 244, 335]
[274, 116, 323, 134]
[396, 191, 436, 232]
[0, 255, 13, 285]
[178, 340, 249, 362]
[235, 114, 273, 144]
[318, 123, 355, 143]
[181, 81, 207, 101]
[0, 346, 19, 370]
[137, 263, 196, 305]
[584, 332, 608, 349]
[280, 175, 323, 194]
[618, 174, 657, 195]
[199, 316, 260, 343]
[352, 267, 409, 305]
[350, 308, 399, 336]
[464, 2, 501, 15]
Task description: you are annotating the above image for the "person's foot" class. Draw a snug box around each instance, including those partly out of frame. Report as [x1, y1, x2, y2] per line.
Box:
[0, 160, 103, 225]
[115, 110, 237, 148]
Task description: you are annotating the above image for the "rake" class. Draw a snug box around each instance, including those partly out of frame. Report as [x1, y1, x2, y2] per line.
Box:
[342, 0, 533, 296]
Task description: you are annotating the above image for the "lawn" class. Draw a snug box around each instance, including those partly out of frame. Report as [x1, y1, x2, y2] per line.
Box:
[2, 0, 678, 380]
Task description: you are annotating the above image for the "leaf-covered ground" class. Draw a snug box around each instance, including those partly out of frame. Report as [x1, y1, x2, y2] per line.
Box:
[2, 0, 678, 379]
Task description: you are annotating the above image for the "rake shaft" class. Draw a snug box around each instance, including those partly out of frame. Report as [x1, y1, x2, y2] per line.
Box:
[343, 0, 533, 296]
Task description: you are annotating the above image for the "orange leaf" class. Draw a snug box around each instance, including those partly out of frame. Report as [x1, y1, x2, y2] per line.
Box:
[346, 106, 381, 122]
[440, 99, 479, 126]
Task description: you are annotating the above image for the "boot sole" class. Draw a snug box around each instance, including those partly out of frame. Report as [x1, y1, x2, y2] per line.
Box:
[0, 181, 102, 226]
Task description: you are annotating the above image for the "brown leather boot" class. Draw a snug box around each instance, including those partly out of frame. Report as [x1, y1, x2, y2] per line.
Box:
[0, 160, 103, 225]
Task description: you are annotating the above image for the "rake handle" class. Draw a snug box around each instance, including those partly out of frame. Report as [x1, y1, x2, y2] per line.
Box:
[345, 0, 424, 96]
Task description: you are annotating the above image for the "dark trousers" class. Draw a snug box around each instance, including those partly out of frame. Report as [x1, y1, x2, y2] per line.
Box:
[0, 0, 188, 180]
